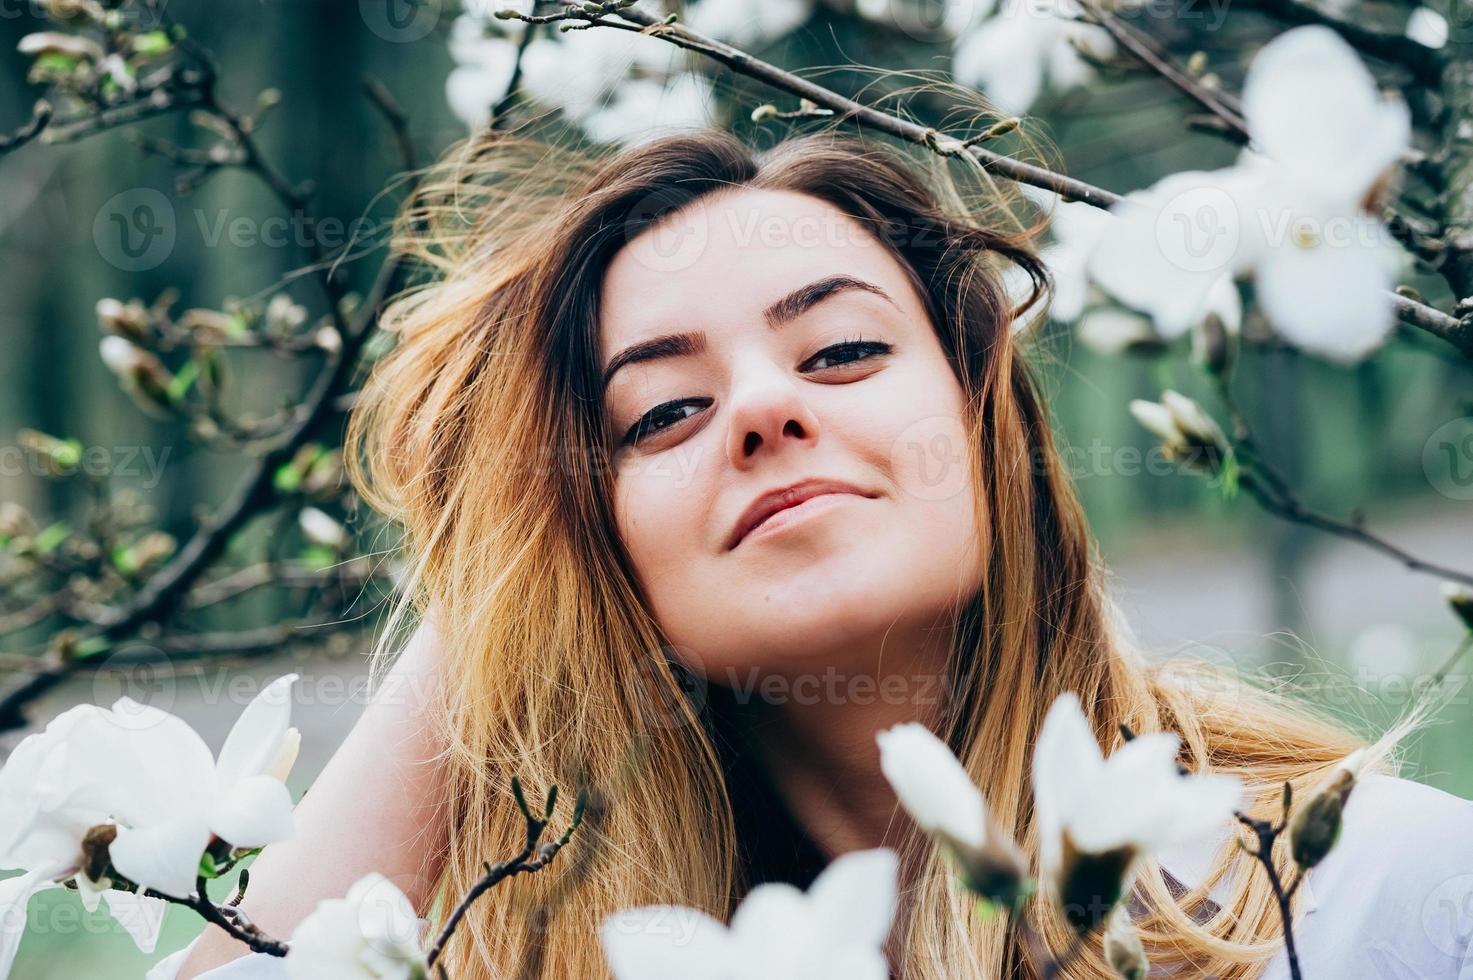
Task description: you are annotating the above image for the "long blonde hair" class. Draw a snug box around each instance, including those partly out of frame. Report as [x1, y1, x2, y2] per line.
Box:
[345, 121, 1417, 978]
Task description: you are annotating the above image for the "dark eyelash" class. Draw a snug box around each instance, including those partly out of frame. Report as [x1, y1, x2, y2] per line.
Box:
[620, 338, 893, 447]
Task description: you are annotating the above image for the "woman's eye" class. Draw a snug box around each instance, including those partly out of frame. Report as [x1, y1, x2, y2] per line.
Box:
[619, 340, 891, 448]
[803, 339, 893, 372]
[623, 399, 709, 447]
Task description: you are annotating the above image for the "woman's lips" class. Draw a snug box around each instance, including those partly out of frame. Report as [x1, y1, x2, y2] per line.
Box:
[731, 490, 867, 548]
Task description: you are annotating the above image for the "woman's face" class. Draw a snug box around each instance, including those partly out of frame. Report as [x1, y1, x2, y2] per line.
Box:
[599, 187, 984, 686]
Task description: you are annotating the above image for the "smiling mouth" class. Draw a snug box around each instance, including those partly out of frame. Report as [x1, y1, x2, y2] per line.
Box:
[731, 491, 868, 548]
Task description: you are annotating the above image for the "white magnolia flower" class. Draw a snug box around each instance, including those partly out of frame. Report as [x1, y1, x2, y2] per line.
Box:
[1088, 26, 1410, 361]
[104, 674, 302, 899]
[877, 724, 1030, 908]
[952, 0, 1114, 115]
[286, 872, 428, 980]
[1406, 7, 1448, 48]
[0, 706, 167, 976]
[601, 848, 898, 980]
[1031, 692, 1242, 928]
[581, 71, 718, 147]
[1025, 186, 1240, 344]
[518, 25, 682, 125]
[877, 723, 985, 849]
[684, 0, 814, 49]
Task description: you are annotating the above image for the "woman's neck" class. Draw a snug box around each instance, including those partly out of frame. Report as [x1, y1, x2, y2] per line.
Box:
[730, 618, 954, 864]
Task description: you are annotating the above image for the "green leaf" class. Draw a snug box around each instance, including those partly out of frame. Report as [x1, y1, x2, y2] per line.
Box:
[1219, 452, 1240, 501]
[54, 438, 84, 471]
[74, 636, 111, 659]
[274, 463, 304, 493]
[198, 851, 220, 879]
[131, 31, 173, 56]
[35, 521, 70, 554]
[168, 360, 199, 402]
[111, 544, 139, 576]
[300, 545, 337, 570]
[34, 52, 78, 74]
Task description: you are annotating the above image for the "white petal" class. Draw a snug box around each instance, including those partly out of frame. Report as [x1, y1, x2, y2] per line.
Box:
[108, 815, 213, 900]
[953, 14, 1045, 116]
[215, 674, 299, 790]
[582, 73, 717, 147]
[876, 724, 987, 849]
[103, 889, 168, 954]
[1031, 693, 1102, 873]
[1253, 220, 1399, 361]
[0, 865, 66, 977]
[599, 905, 731, 979]
[287, 897, 372, 980]
[1241, 26, 1409, 197]
[1202, 274, 1242, 333]
[729, 882, 813, 975]
[103, 699, 217, 823]
[1406, 7, 1448, 48]
[805, 848, 899, 950]
[1070, 733, 1182, 853]
[209, 775, 296, 850]
[1088, 169, 1261, 337]
[1077, 309, 1159, 355]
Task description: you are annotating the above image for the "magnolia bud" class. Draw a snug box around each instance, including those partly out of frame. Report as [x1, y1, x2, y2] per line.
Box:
[17, 31, 103, 61]
[299, 507, 347, 550]
[265, 294, 307, 333]
[1129, 391, 1227, 474]
[80, 823, 117, 884]
[942, 823, 1032, 914]
[1288, 749, 1365, 870]
[1056, 834, 1135, 934]
[95, 297, 152, 343]
[1445, 582, 1473, 633]
[99, 336, 175, 418]
[1104, 905, 1148, 980]
[0, 502, 35, 540]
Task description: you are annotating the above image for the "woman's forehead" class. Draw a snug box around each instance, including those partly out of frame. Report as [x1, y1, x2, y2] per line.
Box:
[598, 187, 907, 352]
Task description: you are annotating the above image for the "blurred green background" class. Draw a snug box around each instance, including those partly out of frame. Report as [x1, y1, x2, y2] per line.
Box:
[1, 1, 1470, 976]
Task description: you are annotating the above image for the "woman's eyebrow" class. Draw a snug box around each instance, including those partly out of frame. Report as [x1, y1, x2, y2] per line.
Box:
[601, 274, 897, 393]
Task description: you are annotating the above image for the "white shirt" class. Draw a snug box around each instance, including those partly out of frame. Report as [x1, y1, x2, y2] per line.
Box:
[146, 773, 1473, 979]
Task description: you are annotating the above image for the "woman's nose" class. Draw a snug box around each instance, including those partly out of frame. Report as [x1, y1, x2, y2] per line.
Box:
[724, 374, 822, 469]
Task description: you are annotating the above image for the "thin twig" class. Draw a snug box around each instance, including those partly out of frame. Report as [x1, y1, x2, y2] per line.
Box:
[0, 101, 55, 155]
[1238, 470, 1473, 589]
[1074, 2, 1249, 141]
[424, 780, 588, 970]
[528, 2, 1467, 357]
[364, 77, 418, 171]
[1235, 787, 1303, 980]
